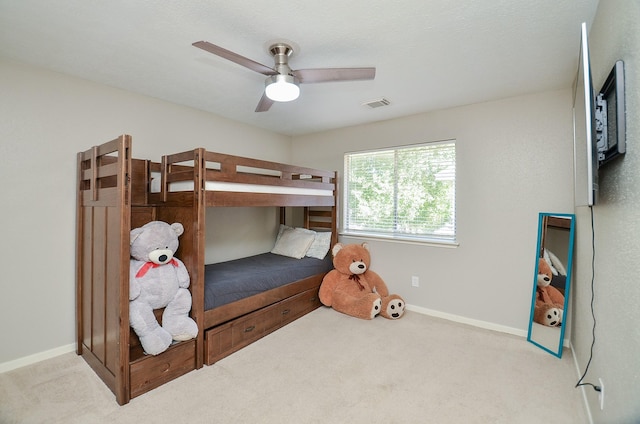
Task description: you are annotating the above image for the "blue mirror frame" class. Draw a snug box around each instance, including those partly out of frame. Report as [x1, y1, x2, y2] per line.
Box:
[527, 212, 576, 357]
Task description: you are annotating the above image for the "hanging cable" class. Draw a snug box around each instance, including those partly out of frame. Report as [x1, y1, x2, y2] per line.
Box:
[575, 205, 601, 392]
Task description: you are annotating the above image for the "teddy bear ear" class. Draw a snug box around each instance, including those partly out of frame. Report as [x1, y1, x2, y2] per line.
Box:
[362, 242, 369, 251]
[171, 223, 184, 237]
[331, 243, 343, 256]
[130, 227, 144, 245]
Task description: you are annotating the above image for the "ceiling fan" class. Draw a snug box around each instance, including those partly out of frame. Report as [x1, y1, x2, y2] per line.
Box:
[192, 41, 376, 112]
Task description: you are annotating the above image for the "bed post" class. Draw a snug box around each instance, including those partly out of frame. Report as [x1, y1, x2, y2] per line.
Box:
[75, 152, 84, 356]
[332, 171, 338, 247]
[76, 135, 132, 405]
[192, 148, 206, 368]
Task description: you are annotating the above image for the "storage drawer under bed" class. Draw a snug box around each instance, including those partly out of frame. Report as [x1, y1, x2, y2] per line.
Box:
[204, 287, 321, 365]
[129, 340, 197, 399]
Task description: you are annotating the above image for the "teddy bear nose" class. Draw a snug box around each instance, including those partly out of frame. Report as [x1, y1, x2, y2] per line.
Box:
[158, 254, 168, 263]
[357, 264, 365, 269]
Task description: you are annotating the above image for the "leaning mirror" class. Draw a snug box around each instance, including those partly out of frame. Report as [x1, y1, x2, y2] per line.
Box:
[527, 213, 575, 357]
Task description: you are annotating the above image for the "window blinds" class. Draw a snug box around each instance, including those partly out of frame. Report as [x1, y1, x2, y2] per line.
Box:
[344, 141, 456, 242]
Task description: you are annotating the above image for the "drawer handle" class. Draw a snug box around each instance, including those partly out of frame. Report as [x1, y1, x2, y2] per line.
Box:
[244, 325, 255, 333]
[310, 296, 318, 302]
[282, 309, 291, 316]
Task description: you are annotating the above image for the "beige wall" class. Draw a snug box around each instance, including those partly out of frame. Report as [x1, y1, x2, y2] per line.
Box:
[0, 60, 291, 366]
[572, 1, 640, 422]
[292, 89, 575, 332]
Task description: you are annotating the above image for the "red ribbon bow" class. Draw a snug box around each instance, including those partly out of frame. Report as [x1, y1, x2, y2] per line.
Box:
[349, 274, 365, 291]
[135, 258, 179, 278]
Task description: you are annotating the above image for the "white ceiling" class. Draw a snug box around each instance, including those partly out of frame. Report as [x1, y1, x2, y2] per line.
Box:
[0, 0, 599, 136]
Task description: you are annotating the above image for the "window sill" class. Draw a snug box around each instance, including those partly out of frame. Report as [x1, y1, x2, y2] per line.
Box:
[339, 231, 459, 248]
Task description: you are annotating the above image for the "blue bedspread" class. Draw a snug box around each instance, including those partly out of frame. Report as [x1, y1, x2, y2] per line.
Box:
[204, 253, 333, 311]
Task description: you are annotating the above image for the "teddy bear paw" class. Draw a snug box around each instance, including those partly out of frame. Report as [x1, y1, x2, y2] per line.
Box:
[541, 308, 562, 327]
[140, 327, 173, 355]
[370, 297, 383, 319]
[164, 316, 198, 341]
[380, 295, 405, 319]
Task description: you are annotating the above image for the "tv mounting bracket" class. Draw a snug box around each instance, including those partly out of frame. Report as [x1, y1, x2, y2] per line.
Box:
[595, 60, 626, 166]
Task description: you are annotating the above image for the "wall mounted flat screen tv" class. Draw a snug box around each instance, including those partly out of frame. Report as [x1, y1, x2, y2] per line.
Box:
[573, 22, 598, 207]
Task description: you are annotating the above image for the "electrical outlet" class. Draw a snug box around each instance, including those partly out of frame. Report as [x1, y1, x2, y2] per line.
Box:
[599, 378, 605, 410]
[411, 276, 419, 287]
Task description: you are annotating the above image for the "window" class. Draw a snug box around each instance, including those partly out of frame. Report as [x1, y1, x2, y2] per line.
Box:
[343, 140, 456, 243]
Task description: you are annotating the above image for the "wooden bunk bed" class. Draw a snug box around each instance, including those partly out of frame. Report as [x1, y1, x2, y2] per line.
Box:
[76, 135, 337, 405]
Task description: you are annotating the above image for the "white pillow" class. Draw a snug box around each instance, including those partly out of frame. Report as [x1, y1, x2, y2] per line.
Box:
[306, 231, 332, 259]
[274, 224, 292, 242]
[271, 227, 316, 259]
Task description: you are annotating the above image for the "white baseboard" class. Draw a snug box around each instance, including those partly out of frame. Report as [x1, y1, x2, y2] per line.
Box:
[0, 343, 76, 374]
[406, 304, 528, 338]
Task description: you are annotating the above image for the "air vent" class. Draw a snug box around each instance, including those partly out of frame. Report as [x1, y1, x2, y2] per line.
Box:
[363, 98, 391, 109]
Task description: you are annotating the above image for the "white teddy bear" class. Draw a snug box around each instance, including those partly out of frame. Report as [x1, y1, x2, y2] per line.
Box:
[129, 221, 198, 355]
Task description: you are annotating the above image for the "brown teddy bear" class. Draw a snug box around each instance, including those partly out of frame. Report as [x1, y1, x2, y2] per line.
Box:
[319, 242, 405, 320]
[533, 258, 565, 327]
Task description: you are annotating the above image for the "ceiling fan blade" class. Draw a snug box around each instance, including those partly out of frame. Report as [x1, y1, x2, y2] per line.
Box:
[255, 93, 274, 112]
[193, 41, 277, 76]
[292, 67, 376, 84]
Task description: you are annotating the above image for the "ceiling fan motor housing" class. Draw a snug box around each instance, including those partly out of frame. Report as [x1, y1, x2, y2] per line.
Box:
[269, 43, 294, 75]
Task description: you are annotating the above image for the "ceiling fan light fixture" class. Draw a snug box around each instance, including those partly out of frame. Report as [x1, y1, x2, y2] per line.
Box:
[265, 74, 300, 102]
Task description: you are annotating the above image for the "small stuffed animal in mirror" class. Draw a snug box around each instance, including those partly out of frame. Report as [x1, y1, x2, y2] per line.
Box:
[533, 258, 565, 327]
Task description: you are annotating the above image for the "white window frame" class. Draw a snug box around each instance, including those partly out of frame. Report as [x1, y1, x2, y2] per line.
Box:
[342, 140, 456, 246]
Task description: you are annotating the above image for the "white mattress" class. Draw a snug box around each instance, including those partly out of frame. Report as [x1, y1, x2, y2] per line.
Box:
[150, 172, 333, 196]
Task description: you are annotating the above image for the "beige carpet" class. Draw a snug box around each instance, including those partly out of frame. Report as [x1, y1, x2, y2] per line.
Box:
[0, 308, 588, 424]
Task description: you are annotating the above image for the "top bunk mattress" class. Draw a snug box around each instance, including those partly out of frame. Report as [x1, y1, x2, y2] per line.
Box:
[204, 253, 333, 311]
[150, 175, 333, 196]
